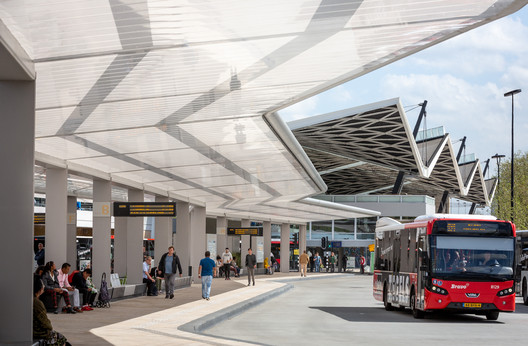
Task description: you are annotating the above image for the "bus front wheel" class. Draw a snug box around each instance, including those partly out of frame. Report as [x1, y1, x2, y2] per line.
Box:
[383, 283, 393, 311]
[410, 290, 424, 319]
[486, 311, 499, 321]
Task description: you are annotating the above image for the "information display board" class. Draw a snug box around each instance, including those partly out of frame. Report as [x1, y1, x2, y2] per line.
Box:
[227, 227, 263, 236]
[34, 213, 45, 225]
[113, 202, 176, 217]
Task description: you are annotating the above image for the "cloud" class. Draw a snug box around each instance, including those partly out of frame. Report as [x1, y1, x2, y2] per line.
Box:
[381, 73, 526, 163]
[279, 95, 319, 122]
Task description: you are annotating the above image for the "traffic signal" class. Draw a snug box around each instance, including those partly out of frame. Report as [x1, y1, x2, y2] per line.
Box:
[293, 232, 299, 244]
[321, 236, 326, 249]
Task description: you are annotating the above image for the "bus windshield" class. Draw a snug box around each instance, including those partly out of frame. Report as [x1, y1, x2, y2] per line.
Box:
[431, 235, 515, 281]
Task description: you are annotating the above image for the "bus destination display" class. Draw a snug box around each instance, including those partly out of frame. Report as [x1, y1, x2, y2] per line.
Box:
[113, 202, 176, 217]
[433, 220, 512, 236]
[227, 228, 263, 236]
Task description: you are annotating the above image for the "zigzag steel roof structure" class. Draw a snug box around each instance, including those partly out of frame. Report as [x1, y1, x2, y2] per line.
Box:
[1, 0, 522, 222]
[289, 98, 497, 207]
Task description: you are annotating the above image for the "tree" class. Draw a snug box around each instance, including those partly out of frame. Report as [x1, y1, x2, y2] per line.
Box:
[491, 152, 528, 230]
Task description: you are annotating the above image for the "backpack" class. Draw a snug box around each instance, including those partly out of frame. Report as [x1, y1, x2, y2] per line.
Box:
[68, 270, 80, 284]
[96, 272, 112, 308]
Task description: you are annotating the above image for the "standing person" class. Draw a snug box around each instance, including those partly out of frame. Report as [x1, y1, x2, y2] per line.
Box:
[143, 256, 157, 296]
[314, 252, 321, 272]
[309, 253, 314, 272]
[245, 248, 257, 286]
[330, 252, 336, 273]
[57, 263, 82, 313]
[35, 242, 45, 266]
[157, 246, 183, 299]
[342, 253, 348, 272]
[198, 251, 217, 300]
[299, 250, 309, 277]
[222, 248, 233, 280]
[360, 255, 366, 274]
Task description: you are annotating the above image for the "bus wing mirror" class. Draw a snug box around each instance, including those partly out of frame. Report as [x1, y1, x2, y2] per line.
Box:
[515, 264, 522, 282]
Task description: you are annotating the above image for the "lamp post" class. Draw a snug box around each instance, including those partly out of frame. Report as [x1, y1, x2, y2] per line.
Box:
[504, 89, 521, 223]
[491, 153, 505, 216]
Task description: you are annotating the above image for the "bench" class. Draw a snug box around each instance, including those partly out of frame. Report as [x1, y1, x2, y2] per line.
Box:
[109, 273, 146, 299]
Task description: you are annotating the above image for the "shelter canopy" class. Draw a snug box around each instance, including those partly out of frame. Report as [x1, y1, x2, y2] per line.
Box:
[1, 0, 522, 221]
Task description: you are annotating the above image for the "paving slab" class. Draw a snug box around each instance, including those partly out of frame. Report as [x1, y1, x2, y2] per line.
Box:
[49, 272, 344, 345]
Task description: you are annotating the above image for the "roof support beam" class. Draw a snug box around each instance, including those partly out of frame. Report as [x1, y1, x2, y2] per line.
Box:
[437, 191, 450, 213]
[412, 100, 427, 138]
[391, 171, 405, 194]
[456, 136, 467, 163]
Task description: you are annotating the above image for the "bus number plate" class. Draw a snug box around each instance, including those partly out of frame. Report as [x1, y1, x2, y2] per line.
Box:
[463, 303, 481, 308]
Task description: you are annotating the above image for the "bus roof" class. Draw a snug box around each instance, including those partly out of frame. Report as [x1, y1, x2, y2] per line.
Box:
[414, 214, 497, 222]
[375, 214, 502, 239]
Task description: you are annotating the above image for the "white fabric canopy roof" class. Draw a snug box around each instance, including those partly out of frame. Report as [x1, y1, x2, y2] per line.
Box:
[1, 0, 525, 222]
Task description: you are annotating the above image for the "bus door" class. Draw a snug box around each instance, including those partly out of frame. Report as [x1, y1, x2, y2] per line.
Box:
[415, 233, 426, 310]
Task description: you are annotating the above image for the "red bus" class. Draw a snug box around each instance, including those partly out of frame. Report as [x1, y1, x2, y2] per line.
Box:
[373, 214, 517, 320]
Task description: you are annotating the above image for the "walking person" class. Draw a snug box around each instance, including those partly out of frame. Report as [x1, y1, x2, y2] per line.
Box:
[222, 248, 233, 280]
[157, 246, 183, 299]
[330, 252, 336, 273]
[245, 248, 257, 286]
[198, 251, 216, 300]
[314, 252, 321, 272]
[299, 250, 309, 277]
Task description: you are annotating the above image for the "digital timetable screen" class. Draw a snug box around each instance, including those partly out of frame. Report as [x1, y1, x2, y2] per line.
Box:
[113, 202, 176, 217]
[227, 228, 263, 236]
[34, 213, 45, 225]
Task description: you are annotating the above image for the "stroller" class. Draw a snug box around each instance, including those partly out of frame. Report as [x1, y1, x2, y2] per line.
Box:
[95, 272, 112, 308]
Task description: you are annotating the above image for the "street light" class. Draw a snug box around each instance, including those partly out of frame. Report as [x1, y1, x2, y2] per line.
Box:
[504, 89, 521, 222]
[491, 153, 505, 215]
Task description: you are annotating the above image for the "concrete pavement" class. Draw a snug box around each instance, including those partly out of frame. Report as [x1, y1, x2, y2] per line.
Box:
[49, 271, 344, 345]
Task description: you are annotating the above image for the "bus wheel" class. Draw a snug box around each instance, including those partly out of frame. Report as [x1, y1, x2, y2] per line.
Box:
[411, 290, 424, 319]
[523, 279, 528, 306]
[486, 311, 499, 321]
[383, 283, 393, 311]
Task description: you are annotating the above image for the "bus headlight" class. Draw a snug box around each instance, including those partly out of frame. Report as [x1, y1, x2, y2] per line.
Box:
[496, 287, 514, 296]
[432, 286, 448, 295]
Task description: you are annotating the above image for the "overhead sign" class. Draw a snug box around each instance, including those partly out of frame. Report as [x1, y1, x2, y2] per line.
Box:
[330, 241, 342, 248]
[113, 202, 176, 217]
[34, 213, 45, 225]
[227, 227, 263, 236]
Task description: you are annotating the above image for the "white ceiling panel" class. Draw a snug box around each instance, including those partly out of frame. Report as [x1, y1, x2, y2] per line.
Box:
[2, 0, 523, 222]
[35, 138, 104, 160]
[78, 127, 188, 154]
[128, 148, 216, 169]
[75, 94, 198, 134]
[69, 156, 144, 173]
[112, 170, 177, 184]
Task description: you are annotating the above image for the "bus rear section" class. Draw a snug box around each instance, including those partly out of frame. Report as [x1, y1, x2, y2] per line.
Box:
[373, 214, 516, 320]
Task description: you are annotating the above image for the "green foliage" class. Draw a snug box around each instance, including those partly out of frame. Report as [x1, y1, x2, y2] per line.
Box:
[491, 152, 528, 229]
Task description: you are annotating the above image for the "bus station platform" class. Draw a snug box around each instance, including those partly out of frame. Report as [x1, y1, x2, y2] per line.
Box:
[48, 272, 349, 345]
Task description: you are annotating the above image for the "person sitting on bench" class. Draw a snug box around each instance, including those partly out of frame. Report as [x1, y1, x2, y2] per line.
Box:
[41, 261, 75, 314]
[72, 268, 97, 309]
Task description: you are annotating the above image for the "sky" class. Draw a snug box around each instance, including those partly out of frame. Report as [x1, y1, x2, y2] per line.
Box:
[279, 5, 528, 179]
